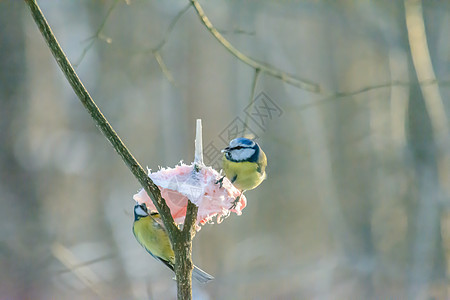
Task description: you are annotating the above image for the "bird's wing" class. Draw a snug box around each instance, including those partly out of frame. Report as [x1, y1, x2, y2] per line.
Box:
[151, 254, 174, 272]
[257, 150, 267, 175]
[230, 174, 237, 184]
[149, 212, 166, 230]
[132, 219, 175, 273]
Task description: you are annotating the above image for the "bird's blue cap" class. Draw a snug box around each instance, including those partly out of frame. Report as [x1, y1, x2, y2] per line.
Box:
[233, 138, 254, 146]
[226, 137, 256, 149]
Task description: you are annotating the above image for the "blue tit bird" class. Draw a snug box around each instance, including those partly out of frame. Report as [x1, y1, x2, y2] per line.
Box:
[218, 137, 267, 208]
[132, 203, 214, 283]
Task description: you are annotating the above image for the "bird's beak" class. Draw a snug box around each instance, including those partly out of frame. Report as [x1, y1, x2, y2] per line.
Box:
[221, 146, 230, 153]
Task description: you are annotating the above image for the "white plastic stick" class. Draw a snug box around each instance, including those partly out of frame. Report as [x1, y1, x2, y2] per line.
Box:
[194, 119, 203, 165]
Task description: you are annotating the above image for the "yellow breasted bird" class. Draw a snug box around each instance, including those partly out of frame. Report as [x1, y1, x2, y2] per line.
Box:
[219, 137, 267, 207]
[132, 203, 214, 283]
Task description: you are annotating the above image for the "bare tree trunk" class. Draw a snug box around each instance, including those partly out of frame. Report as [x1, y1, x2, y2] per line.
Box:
[403, 1, 447, 296]
[406, 81, 447, 299]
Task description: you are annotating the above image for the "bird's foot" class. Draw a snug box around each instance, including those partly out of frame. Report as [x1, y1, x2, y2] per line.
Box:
[229, 194, 241, 210]
[215, 176, 225, 188]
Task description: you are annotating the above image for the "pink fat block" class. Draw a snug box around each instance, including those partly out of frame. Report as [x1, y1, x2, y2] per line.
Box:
[133, 163, 246, 228]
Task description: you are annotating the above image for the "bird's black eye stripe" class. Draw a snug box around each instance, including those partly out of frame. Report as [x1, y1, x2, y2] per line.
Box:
[232, 146, 244, 150]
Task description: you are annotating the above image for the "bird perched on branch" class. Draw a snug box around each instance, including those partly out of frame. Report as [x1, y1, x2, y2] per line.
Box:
[132, 203, 214, 283]
[218, 137, 267, 208]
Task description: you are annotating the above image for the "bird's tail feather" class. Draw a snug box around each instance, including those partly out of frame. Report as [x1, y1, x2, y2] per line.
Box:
[192, 265, 214, 283]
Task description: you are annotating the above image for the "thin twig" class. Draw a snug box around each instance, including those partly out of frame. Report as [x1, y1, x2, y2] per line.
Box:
[74, 0, 119, 67]
[153, 3, 191, 53]
[188, 0, 321, 93]
[295, 79, 450, 112]
[57, 253, 116, 274]
[150, 4, 191, 87]
[153, 50, 178, 87]
[218, 27, 256, 36]
[244, 68, 260, 135]
[52, 243, 107, 299]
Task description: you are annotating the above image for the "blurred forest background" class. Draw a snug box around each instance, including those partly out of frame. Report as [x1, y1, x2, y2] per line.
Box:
[1, 0, 450, 299]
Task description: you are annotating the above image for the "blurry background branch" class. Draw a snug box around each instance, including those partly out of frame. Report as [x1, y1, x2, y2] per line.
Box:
[76, 0, 450, 105]
[189, 0, 322, 93]
[153, 51, 178, 87]
[152, 3, 191, 54]
[294, 79, 450, 112]
[74, 0, 119, 67]
[244, 68, 261, 135]
[150, 3, 191, 87]
[51, 243, 107, 299]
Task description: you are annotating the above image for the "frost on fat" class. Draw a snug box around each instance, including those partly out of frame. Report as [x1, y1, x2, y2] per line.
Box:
[133, 163, 246, 228]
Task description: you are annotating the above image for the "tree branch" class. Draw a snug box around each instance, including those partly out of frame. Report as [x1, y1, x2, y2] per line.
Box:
[25, 1, 201, 298]
[189, 0, 321, 93]
[23, 0, 180, 247]
[173, 200, 198, 300]
[172, 119, 202, 300]
[183, 201, 199, 237]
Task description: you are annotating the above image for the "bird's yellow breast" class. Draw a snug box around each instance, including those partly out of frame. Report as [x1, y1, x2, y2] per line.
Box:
[133, 216, 174, 263]
[222, 155, 266, 191]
